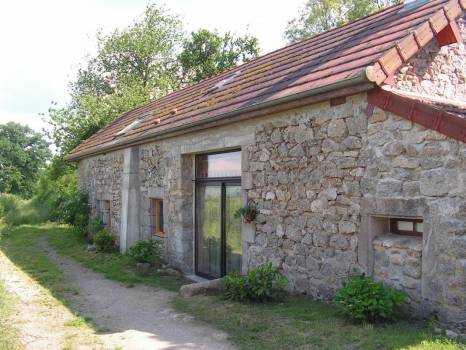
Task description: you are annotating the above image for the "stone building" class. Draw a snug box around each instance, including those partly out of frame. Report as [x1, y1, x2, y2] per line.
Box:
[66, 1, 466, 328]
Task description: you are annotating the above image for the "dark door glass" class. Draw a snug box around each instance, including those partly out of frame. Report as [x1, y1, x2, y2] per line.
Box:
[225, 184, 242, 274]
[196, 184, 222, 278]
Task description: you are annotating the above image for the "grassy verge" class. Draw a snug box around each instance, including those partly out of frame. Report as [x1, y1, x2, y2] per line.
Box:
[0, 279, 20, 350]
[174, 295, 465, 350]
[45, 225, 186, 292]
[1, 224, 185, 293]
[0, 224, 70, 301]
[2, 224, 464, 350]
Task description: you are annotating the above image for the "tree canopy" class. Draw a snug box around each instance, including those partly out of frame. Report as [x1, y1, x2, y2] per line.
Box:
[45, 4, 260, 155]
[179, 29, 259, 84]
[46, 4, 183, 154]
[284, 0, 402, 43]
[0, 122, 51, 198]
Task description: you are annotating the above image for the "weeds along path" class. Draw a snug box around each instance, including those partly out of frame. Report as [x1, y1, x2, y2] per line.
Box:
[0, 248, 106, 350]
[37, 237, 234, 350]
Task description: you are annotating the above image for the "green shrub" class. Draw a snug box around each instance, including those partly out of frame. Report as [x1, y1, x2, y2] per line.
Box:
[0, 194, 48, 228]
[34, 160, 89, 231]
[88, 216, 104, 238]
[335, 276, 407, 323]
[223, 263, 288, 303]
[93, 229, 116, 252]
[128, 239, 161, 264]
[0, 194, 19, 217]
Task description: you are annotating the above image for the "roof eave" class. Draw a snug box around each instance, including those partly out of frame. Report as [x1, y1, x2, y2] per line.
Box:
[65, 69, 374, 161]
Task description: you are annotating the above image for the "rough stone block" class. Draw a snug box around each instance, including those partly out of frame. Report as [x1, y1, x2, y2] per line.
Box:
[327, 119, 347, 138]
[179, 279, 224, 297]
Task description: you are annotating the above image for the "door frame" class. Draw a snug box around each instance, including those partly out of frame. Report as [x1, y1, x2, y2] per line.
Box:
[193, 150, 242, 279]
[194, 178, 241, 279]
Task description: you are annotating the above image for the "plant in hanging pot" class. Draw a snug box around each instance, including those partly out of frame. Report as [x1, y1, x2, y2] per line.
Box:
[234, 203, 258, 223]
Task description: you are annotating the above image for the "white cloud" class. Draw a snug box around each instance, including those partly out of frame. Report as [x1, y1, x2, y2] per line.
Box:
[0, 0, 303, 132]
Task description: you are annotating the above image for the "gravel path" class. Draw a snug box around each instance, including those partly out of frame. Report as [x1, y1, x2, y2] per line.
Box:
[0, 237, 234, 350]
[0, 249, 103, 350]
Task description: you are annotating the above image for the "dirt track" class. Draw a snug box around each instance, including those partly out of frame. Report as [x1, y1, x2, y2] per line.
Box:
[0, 237, 233, 350]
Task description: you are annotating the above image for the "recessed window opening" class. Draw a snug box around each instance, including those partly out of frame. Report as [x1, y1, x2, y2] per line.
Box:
[390, 218, 423, 237]
[204, 70, 241, 96]
[98, 200, 111, 228]
[150, 198, 164, 237]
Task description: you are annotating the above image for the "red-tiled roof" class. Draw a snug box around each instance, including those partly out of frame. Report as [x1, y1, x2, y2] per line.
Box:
[368, 88, 466, 142]
[66, 0, 465, 160]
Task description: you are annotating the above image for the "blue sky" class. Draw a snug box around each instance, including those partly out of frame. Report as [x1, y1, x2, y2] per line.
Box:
[0, 0, 305, 132]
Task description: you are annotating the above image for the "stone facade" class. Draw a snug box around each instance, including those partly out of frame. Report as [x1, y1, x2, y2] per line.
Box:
[245, 97, 367, 299]
[78, 151, 124, 242]
[373, 234, 423, 309]
[394, 16, 466, 101]
[77, 18, 466, 329]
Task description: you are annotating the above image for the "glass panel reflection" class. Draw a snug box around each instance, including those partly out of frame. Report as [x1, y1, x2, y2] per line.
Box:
[196, 184, 222, 278]
[196, 151, 241, 178]
[225, 185, 242, 274]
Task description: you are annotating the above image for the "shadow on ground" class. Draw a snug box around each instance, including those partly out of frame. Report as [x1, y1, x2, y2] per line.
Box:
[1, 224, 464, 350]
[0, 224, 233, 350]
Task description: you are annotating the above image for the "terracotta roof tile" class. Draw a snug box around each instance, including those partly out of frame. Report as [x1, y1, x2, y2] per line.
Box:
[368, 88, 466, 142]
[67, 0, 465, 160]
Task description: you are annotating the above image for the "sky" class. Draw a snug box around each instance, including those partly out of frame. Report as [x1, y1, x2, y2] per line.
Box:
[0, 0, 305, 133]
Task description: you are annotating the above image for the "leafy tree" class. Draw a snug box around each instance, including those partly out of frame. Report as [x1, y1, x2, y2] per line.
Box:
[45, 4, 261, 155]
[179, 29, 259, 84]
[45, 4, 183, 154]
[0, 122, 51, 198]
[40, 3, 261, 227]
[285, 0, 401, 42]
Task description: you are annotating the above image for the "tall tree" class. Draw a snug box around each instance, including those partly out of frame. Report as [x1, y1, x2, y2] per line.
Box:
[45, 4, 261, 155]
[178, 29, 259, 84]
[0, 122, 51, 198]
[45, 4, 183, 154]
[284, 0, 401, 43]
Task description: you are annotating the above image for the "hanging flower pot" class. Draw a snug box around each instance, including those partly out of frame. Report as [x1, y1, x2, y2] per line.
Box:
[234, 203, 258, 224]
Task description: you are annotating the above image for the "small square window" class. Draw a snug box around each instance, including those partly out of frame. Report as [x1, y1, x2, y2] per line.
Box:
[390, 218, 423, 236]
[150, 198, 164, 237]
[98, 200, 111, 228]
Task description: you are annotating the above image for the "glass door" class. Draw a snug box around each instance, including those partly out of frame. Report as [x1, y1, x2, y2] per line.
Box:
[196, 183, 222, 278]
[225, 184, 242, 274]
[195, 151, 242, 279]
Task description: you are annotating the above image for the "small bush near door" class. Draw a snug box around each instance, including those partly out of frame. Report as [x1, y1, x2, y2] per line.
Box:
[93, 229, 116, 252]
[128, 239, 161, 264]
[223, 263, 288, 303]
[335, 276, 406, 323]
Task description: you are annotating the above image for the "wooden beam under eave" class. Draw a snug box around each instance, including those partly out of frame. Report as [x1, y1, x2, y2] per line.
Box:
[436, 20, 462, 46]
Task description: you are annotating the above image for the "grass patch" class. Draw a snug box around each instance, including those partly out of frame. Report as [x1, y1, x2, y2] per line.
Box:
[0, 224, 185, 294]
[2, 223, 464, 350]
[173, 295, 465, 350]
[64, 315, 93, 328]
[45, 225, 186, 292]
[0, 224, 68, 301]
[0, 279, 20, 350]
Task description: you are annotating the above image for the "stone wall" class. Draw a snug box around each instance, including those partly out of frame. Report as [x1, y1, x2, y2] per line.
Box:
[360, 17, 466, 325]
[373, 234, 423, 309]
[138, 143, 194, 271]
[78, 151, 125, 241]
[245, 96, 367, 298]
[360, 109, 466, 326]
[394, 16, 466, 101]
